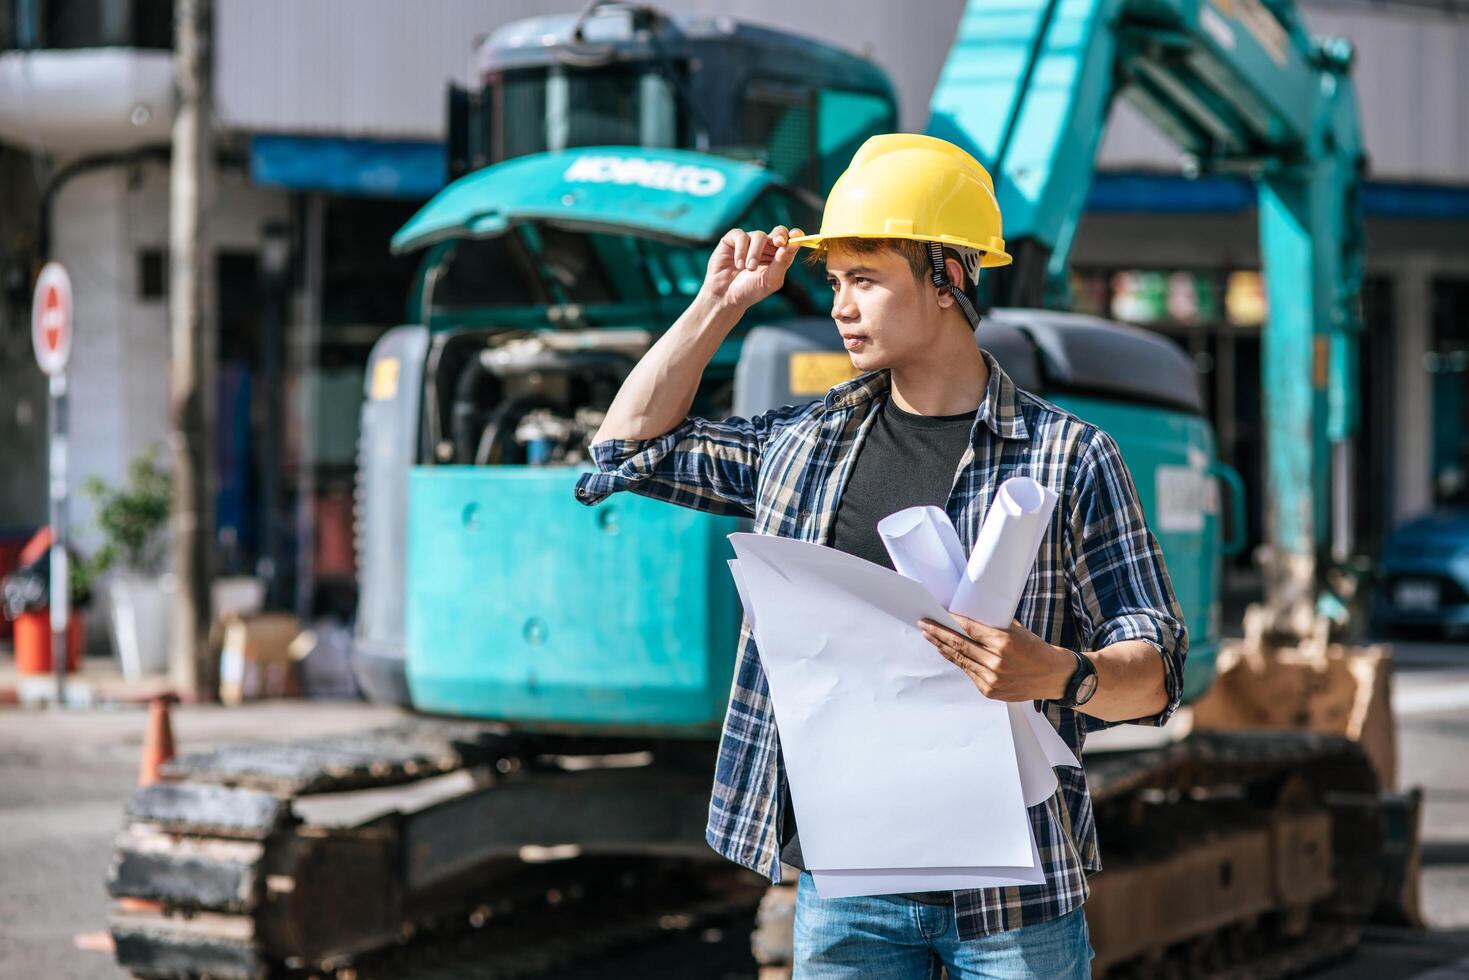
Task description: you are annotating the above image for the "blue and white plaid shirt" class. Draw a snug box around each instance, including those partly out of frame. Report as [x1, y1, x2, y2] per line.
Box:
[574, 348, 1187, 939]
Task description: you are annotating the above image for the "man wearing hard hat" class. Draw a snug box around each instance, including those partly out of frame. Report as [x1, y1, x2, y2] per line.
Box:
[576, 134, 1186, 978]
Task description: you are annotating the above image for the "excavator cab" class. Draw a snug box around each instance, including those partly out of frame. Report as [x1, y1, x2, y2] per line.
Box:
[446, 3, 896, 194]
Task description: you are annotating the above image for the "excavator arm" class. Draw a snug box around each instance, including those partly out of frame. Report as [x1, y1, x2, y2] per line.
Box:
[928, 0, 1367, 637]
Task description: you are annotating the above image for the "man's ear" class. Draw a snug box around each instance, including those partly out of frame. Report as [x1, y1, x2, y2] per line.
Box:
[934, 255, 968, 310]
[945, 256, 968, 293]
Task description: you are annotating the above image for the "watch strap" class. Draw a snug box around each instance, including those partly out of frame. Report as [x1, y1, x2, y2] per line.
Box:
[1059, 649, 1097, 707]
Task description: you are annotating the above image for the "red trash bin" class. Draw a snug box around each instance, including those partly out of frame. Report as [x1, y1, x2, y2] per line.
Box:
[13, 609, 83, 675]
[0, 532, 33, 642]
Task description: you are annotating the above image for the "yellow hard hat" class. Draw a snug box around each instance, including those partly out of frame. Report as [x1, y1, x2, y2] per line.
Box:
[789, 133, 1012, 268]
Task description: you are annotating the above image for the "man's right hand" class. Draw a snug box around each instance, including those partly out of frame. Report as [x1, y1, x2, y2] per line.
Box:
[701, 225, 804, 313]
[593, 226, 803, 446]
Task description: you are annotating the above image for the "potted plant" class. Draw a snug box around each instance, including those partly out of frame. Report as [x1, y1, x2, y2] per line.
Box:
[81, 449, 173, 680]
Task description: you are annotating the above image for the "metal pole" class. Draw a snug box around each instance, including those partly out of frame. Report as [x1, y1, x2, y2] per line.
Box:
[168, 0, 217, 700]
[258, 222, 288, 609]
[1331, 438, 1354, 565]
[294, 195, 324, 620]
[48, 374, 67, 705]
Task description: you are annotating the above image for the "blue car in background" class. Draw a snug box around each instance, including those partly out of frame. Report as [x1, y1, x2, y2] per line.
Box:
[1375, 508, 1469, 639]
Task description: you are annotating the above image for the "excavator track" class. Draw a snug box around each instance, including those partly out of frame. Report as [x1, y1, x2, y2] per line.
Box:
[751, 729, 1410, 980]
[278, 863, 767, 980]
[109, 724, 1410, 979]
[107, 719, 726, 979]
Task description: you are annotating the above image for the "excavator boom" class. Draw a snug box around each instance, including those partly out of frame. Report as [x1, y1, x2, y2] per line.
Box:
[930, 0, 1366, 628]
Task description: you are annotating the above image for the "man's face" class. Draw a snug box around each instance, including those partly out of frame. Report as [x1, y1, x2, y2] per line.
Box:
[823, 243, 938, 373]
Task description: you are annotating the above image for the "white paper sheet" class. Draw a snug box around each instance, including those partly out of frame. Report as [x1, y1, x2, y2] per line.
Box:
[727, 559, 757, 630]
[1008, 702, 1059, 806]
[1025, 702, 1081, 771]
[728, 535, 1034, 872]
[810, 823, 1045, 898]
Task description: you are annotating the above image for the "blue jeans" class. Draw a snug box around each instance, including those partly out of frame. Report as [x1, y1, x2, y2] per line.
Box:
[793, 873, 1092, 979]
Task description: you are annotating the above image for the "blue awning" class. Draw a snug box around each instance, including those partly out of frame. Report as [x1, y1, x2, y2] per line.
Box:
[1088, 172, 1469, 220]
[250, 135, 445, 199]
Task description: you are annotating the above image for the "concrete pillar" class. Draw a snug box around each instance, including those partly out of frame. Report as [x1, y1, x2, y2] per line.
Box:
[1392, 260, 1433, 523]
[51, 167, 146, 556]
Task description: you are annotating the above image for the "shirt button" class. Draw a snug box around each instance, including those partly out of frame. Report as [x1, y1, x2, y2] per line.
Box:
[575, 487, 587, 499]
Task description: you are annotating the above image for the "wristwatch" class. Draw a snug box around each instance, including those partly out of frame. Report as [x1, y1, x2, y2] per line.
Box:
[1058, 649, 1098, 707]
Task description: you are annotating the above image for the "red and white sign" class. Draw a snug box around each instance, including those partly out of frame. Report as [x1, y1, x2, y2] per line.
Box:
[32, 262, 73, 376]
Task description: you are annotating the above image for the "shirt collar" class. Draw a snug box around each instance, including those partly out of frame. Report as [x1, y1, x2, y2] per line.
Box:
[821, 348, 1030, 442]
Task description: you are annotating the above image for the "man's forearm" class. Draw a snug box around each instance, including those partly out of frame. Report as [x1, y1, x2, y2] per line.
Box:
[593, 290, 741, 445]
[921, 616, 1171, 723]
[1074, 639, 1168, 723]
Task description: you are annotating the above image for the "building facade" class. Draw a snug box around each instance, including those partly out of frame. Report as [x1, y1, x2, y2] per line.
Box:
[0, 0, 1465, 616]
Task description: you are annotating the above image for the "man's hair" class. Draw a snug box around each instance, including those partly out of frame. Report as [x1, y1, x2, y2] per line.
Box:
[805, 237, 977, 297]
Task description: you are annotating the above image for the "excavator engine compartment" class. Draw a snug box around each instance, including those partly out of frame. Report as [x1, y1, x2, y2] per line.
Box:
[425, 328, 648, 468]
[405, 325, 745, 731]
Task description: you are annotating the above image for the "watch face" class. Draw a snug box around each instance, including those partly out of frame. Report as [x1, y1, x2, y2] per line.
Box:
[1075, 672, 1099, 705]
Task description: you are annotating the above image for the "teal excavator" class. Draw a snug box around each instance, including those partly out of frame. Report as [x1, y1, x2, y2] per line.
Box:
[107, 3, 1411, 978]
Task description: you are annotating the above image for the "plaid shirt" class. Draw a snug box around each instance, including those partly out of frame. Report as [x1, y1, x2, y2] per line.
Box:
[574, 348, 1187, 939]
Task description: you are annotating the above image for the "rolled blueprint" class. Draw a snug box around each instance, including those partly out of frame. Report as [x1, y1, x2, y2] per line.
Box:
[876, 506, 968, 607]
[948, 477, 1058, 628]
[879, 477, 1075, 808]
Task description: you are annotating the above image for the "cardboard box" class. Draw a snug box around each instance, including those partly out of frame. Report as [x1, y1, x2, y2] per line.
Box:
[218, 612, 303, 705]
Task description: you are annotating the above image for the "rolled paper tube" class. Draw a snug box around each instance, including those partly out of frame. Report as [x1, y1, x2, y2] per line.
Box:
[949, 477, 1058, 628]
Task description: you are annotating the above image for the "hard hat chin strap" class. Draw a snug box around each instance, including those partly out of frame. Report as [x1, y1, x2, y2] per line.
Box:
[927, 241, 981, 331]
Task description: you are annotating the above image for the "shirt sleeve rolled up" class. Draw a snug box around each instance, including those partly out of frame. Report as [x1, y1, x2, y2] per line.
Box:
[573, 403, 816, 518]
[1066, 429, 1189, 730]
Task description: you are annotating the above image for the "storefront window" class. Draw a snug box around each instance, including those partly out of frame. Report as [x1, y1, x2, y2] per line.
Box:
[1430, 278, 1469, 505]
[1069, 271, 1109, 317]
[1110, 270, 1220, 326]
[1, 0, 171, 50]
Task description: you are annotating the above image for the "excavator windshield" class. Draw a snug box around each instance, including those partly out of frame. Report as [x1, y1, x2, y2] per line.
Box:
[493, 64, 684, 159]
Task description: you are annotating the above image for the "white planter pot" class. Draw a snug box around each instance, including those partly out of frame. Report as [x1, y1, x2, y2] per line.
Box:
[107, 574, 173, 680]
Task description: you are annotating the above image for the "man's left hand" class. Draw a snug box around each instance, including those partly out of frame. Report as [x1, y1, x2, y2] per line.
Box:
[919, 615, 1075, 702]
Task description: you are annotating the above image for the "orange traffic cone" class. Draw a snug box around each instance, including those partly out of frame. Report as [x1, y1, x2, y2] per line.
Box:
[119, 695, 180, 917]
[137, 694, 177, 787]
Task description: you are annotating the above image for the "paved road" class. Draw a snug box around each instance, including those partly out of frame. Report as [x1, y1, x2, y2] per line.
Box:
[1313, 641, 1469, 980]
[0, 699, 406, 980]
[1, 643, 1466, 979]
[1395, 643, 1469, 932]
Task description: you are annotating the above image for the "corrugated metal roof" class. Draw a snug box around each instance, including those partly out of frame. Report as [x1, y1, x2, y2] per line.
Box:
[215, 0, 547, 139]
[215, 0, 1469, 184]
[214, 0, 960, 138]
